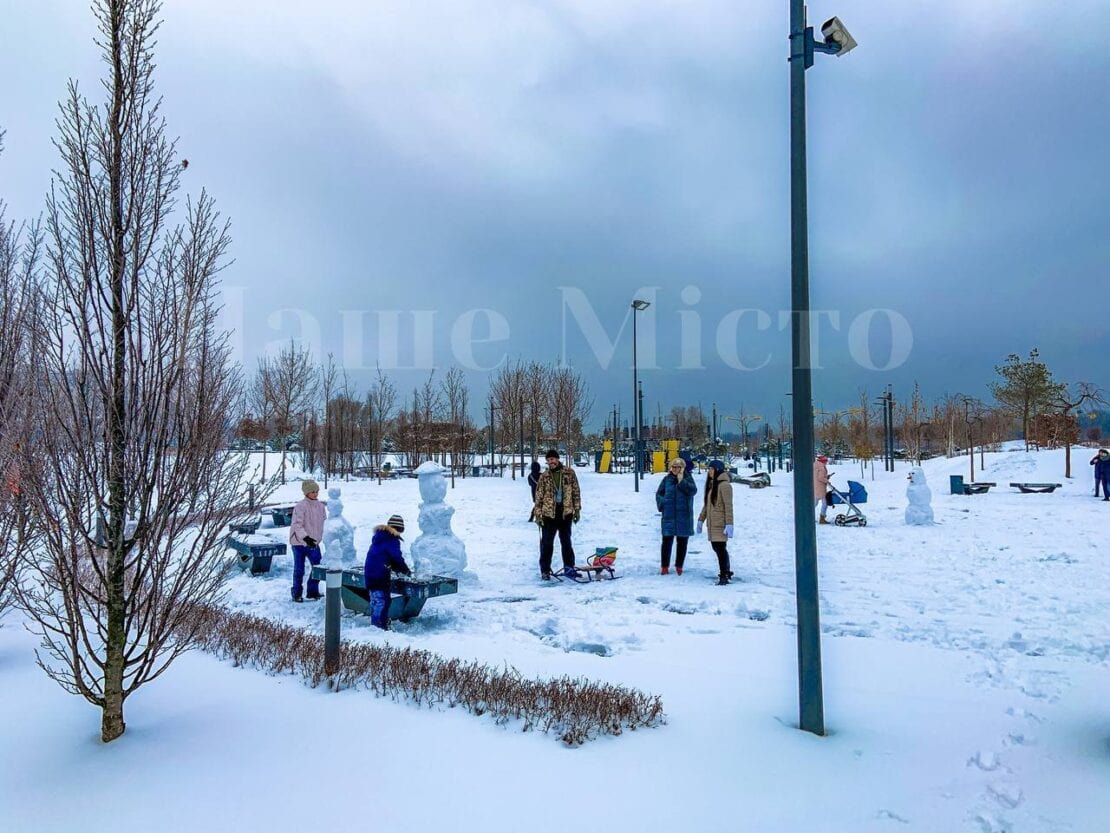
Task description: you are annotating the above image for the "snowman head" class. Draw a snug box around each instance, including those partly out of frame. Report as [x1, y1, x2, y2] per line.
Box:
[908, 467, 926, 485]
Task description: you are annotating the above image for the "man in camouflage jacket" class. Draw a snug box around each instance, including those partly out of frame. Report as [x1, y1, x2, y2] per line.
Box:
[533, 449, 582, 579]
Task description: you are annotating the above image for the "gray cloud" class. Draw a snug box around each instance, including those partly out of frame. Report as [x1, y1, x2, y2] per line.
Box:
[1, 0, 1106, 425]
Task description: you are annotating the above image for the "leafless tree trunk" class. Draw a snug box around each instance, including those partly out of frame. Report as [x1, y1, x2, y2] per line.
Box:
[368, 365, 396, 480]
[265, 339, 317, 484]
[0, 156, 44, 615]
[17, 0, 269, 743]
[524, 361, 550, 458]
[547, 366, 593, 456]
[248, 358, 277, 481]
[1047, 383, 1106, 478]
[489, 360, 526, 478]
[440, 366, 470, 474]
[318, 354, 337, 485]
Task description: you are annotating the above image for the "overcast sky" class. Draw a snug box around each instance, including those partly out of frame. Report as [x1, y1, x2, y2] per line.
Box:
[2, 0, 1107, 428]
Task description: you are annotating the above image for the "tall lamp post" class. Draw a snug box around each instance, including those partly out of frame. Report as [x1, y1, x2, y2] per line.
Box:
[788, 3, 857, 736]
[631, 299, 651, 492]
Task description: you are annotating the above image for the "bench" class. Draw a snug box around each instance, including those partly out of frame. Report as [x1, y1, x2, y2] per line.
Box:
[963, 482, 996, 495]
[1009, 482, 1062, 494]
[228, 517, 261, 535]
[260, 506, 295, 527]
[310, 566, 458, 621]
[949, 475, 996, 495]
[226, 535, 287, 574]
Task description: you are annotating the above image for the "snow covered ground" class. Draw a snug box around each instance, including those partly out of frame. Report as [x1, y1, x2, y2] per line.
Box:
[3, 446, 1108, 832]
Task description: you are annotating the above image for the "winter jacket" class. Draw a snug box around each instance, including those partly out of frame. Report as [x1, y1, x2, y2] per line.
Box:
[290, 497, 326, 546]
[698, 477, 734, 543]
[1090, 453, 1110, 479]
[528, 462, 542, 500]
[364, 525, 412, 592]
[656, 471, 698, 537]
[813, 460, 831, 499]
[533, 463, 582, 521]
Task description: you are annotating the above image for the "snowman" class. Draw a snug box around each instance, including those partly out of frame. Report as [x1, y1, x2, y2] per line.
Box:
[321, 486, 356, 567]
[905, 467, 934, 526]
[410, 461, 469, 579]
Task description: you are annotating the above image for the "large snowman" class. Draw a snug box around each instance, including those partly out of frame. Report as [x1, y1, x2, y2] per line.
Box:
[905, 466, 934, 526]
[410, 461, 469, 579]
[321, 486, 356, 567]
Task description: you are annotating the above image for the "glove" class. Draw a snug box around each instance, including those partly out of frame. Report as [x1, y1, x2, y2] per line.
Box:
[573, 511, 580, 524]
[724, 524, 733, 539]
[303, 536, 318, 549]
[696, 521, 703, 535]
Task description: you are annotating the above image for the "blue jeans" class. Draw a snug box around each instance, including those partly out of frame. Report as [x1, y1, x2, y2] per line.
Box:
[370, 589, 391, 629]
[291, 544, 322, 599]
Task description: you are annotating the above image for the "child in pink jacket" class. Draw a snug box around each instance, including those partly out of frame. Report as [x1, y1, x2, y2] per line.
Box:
[290, 479, 327, 601]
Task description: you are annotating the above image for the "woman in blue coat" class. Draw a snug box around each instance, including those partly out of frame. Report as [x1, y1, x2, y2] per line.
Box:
[656, 457, 698, 575]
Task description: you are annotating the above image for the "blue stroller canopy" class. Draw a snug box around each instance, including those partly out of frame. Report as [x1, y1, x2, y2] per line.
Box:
[829, 480, 868, 505]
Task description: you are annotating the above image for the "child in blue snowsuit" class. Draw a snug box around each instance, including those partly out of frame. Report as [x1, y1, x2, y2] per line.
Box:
[363, 514, 412, 629]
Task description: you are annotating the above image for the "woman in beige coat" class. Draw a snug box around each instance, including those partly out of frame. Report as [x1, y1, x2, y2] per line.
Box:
[697, 460, 734, 585]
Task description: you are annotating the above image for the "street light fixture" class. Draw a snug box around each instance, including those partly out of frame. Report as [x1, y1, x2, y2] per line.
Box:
[788, 1, 857, 737]
[631, 299, 651, 492]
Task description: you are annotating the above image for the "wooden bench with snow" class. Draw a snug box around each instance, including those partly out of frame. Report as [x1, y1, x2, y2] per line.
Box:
[962, 482, 996, 494]
[1009, 482, 1063, 494]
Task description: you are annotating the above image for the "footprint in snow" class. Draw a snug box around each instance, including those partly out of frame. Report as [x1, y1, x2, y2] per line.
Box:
[968, 750, 1000, 771]
[874, 809, 909, 824]
[986, 782, 1024, 809]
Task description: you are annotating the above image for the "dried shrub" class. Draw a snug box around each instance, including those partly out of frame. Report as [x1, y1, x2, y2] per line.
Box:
[180, 603, 665, 746]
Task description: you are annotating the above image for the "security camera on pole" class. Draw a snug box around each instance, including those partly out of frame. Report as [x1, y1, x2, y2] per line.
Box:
[788, 2, 857, 737]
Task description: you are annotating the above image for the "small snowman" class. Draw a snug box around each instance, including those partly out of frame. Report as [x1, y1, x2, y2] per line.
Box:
[905, 466, 934, 526]
[321, 486, 356, 567]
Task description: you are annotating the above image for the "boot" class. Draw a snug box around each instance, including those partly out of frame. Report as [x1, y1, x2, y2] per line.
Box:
[660, 565, 670, 575]
[717, 574, 730, 586]
[819, 517, 830, 525]
[675, 566, 684, 576]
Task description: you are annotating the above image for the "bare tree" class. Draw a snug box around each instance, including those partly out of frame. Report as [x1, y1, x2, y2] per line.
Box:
[317, 354, 338, 484]
[265, 339, 317, 483]
[847, 391, 877, 476]
[0, 160, 44, 615]
[896, 382, 927, 464]
[547, 365, 593, 455]
[1046, 382, 1107, 478]
[440, 365, 471, 473]
[489, 360, 526, 477]
[524, 361, 551, 458]
[18, 0, 268, 743]
[247, 357, 277, 481]
[367, 364, 396, 478]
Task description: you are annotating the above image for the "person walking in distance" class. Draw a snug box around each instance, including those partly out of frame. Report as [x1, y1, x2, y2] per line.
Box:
[527, 460, 542, 522]
[656, 457, 697, 575]
[813, 454, 831, 524]
[532, 449, 582, 580]
[1092, 449, 1110, 500]
[290, 479, 326, 602]
[697, 460, 734, 585]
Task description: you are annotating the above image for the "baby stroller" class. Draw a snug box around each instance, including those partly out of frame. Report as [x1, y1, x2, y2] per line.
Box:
[827, 478, 868, 527]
